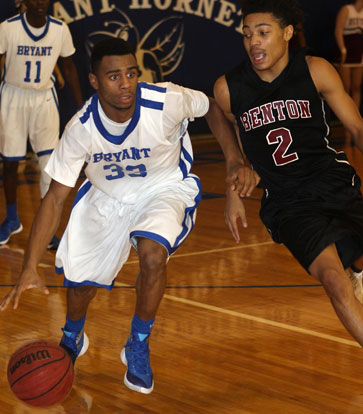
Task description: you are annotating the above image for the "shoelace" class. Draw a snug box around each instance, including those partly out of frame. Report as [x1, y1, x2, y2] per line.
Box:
[62, 330, 82, 353]
[127, 340, 151, 374]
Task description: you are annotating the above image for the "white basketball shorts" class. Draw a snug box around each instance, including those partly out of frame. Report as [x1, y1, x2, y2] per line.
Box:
[55, 176, 201, 288]
[0, 82, 59, 160]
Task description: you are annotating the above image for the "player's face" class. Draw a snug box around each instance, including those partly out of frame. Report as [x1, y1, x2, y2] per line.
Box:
[242, 12, 293, 82]
[89, 54, 139, 123]
[24, 0, 49, 18]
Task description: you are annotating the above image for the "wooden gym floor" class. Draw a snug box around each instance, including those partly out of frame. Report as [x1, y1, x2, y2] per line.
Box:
[0, 130, 362, 413]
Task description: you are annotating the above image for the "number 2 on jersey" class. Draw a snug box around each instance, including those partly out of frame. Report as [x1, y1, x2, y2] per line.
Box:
[266, 127, 299, 166]
[24, 61, 41, 83]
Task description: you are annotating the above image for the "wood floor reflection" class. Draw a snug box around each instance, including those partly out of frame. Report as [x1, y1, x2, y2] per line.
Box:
[0, 133, 362, 414]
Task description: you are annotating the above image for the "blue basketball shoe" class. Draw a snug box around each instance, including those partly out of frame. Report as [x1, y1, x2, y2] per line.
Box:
[121, 332, 154, 394]
[0, 217, 23, 245]
[60, 329, 89, 364]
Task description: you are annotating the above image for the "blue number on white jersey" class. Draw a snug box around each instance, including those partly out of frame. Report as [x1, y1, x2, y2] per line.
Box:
[24, 61, 41, 83]
[104, 163, 147, 180]
[126, 164, 147, 177]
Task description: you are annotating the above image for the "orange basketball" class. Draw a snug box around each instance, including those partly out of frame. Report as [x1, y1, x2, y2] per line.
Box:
[7, 340, 74, 407]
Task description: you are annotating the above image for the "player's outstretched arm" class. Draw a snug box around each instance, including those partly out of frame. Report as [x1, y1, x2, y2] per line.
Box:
[0, 180, 72, 311]
[0, 268, 49, 311]
[308, 56, 363, 152]
[211, 76, 260, 197]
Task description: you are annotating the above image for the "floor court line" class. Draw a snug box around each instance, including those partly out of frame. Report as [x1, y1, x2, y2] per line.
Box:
[120, 241, 275, 265]
[164, 295, 360, 347]
[36, 242, 354, 347]
[114, 281, 359, 348]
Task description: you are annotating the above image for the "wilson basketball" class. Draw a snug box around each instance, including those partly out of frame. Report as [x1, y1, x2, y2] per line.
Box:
[7, 340, 74, 407]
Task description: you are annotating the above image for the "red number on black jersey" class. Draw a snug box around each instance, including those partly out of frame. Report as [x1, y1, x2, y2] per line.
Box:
[266, 127, 299, 166]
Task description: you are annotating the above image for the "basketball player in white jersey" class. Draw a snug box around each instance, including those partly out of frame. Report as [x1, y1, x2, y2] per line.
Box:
[0, 0, 83, 248]
[334, 0, 363, 110]
[0, 38, 249, 394]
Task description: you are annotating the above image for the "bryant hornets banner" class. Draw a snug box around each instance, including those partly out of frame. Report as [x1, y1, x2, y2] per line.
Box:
[50, 0, 244, 95]
[0, 0, 345, 131]
[0, 0, 245, 132]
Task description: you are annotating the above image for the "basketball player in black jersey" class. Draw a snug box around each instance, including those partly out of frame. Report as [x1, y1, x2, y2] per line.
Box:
[214, 0, 363, 346]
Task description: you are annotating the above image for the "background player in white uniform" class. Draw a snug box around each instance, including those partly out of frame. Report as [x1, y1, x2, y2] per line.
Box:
[0, 38, 246, 395]
[0, 0, 83, 247]
[334, 0, 363, 115]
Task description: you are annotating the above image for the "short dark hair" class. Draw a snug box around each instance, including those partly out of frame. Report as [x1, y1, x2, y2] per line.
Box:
[90, 38, 136, 73]
[240, 0, 305, 28]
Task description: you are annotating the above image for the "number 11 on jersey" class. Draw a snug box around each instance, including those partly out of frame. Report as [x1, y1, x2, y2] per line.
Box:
[24, 60, 41, 83]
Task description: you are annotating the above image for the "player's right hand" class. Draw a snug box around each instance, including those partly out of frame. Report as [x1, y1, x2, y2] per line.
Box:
[224, 187, 248, 243]
[0, 268, 49, 311]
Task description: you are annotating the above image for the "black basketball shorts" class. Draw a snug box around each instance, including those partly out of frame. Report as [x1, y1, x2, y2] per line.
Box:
[260, 162, 363, 272]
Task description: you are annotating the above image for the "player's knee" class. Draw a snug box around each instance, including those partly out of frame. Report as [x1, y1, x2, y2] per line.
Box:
[138, 238, 167, 274]
[139, 249, 167, 275]
[70, 285, 97, 301]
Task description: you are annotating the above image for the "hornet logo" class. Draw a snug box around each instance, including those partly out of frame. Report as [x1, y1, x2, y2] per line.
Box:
[85, 8, 184, 82]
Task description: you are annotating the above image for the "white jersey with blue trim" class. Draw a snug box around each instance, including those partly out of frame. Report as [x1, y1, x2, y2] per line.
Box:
[343, 4, 363, 36]
[46, 82, 209, 204]
[0, 13, 75, 90]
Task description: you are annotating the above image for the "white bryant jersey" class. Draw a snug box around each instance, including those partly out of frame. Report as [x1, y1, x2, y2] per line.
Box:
[45, 82, 209, 204]
[0, 13, 75, 90]
[343, 4, 363, 35]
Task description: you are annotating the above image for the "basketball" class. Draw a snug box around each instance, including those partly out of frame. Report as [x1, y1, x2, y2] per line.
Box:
[7, 340, 74, 407]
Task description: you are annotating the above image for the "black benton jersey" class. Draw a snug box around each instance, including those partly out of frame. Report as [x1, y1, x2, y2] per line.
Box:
[226, 49, 345, 199]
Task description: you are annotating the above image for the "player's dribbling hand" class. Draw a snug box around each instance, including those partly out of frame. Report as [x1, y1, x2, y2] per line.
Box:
[0, 269, 49, 311]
